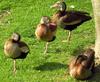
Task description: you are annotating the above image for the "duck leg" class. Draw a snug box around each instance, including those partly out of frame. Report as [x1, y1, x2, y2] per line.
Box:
[62, 31, 71, 42]
[67, 31, 71, 42]
[44, 42, 49, 54]
[13, 59, 16, 75]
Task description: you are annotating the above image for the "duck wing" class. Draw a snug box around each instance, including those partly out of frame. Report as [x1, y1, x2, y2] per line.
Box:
[82, 49, 95, 71]
[82, 58, 94, 71]
[18, 41, 29, 54]
[58, 10, 91, 26]
[14, 41, 29, 59]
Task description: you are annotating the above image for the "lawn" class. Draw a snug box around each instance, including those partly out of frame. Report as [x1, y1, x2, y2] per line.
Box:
[0, 0, 97, 82]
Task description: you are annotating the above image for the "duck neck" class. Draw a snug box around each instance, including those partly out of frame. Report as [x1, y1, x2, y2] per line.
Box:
[60, 10, 66, 15]
[12, 39, 19, 43]
[51, 9, 66, 24]
[60, 2, 66, 12]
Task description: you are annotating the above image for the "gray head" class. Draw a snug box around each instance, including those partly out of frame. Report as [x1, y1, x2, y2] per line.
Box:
[11, 32, 21, 42]
[50, 0, 66, 11]
[40, 16, 50, 24]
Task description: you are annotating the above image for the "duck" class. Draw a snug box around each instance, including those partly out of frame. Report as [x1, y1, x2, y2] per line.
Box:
[50, 1, 92, 42]
[4, 32, 29, 74]
[69, 48, 95, 80]
[35, 16, 57, 54]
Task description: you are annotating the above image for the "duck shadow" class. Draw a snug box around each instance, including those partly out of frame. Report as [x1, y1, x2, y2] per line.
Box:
[48, 48, 68, 54]
[87, 65, 100, 82]
[33, 62, 67, 71]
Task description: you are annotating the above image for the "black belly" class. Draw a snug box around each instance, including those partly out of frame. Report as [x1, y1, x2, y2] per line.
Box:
[63, 21, 84, 31]
[14, 52, 29, 59]
[48, 36, 56, 42]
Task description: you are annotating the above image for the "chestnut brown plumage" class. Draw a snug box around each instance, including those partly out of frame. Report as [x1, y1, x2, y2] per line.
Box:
[69, 48, 95, 80]
[51, 1, 92, 42]
[35, 16, 57, 54]
[4, 33, 29, 74]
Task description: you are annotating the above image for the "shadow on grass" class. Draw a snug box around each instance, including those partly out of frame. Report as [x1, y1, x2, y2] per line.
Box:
[71, 45, 84, 56]
[87, 65, 100, 82]
[34, 62, 67, 71]
[48, 48, 70, 54]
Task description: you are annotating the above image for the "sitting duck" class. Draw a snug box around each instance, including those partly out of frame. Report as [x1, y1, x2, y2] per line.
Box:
[4, 32, 29, 74]
[69, 48, 95, 80]
[50, 0, 92, 42]
[35, 16, 57, 54]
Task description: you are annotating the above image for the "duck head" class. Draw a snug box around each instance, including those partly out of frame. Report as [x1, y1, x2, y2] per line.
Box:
[40, 16, 50, 25]
[75, 55, 87, 65]
[50, 0, 66, 11]
[11, 32, 21, 42]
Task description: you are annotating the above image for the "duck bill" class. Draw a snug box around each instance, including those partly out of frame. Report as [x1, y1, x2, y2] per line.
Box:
[50, 4, 59, 9]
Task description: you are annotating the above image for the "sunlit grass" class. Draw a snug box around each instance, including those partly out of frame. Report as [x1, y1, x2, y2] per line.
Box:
[0, 0, 96, 82]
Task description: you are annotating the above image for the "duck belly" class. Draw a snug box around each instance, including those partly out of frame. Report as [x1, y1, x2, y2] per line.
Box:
[4, 41, 21, 58]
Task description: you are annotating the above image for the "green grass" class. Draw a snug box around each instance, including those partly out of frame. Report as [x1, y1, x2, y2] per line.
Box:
[0, 0, 98, 82]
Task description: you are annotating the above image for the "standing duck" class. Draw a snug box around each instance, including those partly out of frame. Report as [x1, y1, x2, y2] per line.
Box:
[69, 48, 95, 80]
[35, 16, 57, 54]
[50, 1, 92, 42]
[4, 33, 29, 74]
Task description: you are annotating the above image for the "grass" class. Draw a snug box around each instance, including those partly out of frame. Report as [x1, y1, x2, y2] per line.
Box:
[0, 0, 98, 82]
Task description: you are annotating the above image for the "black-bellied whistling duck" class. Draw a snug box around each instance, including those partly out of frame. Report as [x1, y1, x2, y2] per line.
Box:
[4, 33, 29, 74]
[35, 16, 57, 54]
[50, 1, 92, 42]
[69, 48, 95, 80]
